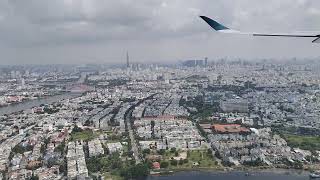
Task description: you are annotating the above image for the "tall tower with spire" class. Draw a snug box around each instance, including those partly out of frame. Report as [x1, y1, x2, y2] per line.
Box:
[126, 51, 130, 68]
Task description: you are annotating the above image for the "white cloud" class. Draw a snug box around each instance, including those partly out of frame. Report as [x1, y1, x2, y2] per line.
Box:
[308, 8, 320, 15]
[0, 0, 320, 64]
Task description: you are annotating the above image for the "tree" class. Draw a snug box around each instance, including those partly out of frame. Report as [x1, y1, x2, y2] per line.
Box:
[151, 120, 155, 138]
[86, 157, 101, 173]
[143, 149, 151, 155]
[170, 148, 176, 154]
[120, 163, 150, 179]
[175, 151, 179, 157]
[171, 159, 178, 166]
[54, 141, 65, 154]
[207, 149, 213, 158]
[215, 151, 222, 159]
[131, 163, 150, 178]
[72, 125, 83, 133]
[29, 174, 39, 180]
[187, 150, 191, 158]
[183, 159, 189, 164]
[46, 158, 55, 168]
[12, 144, 33, 154]
[158, 149, 166, 155]
[160, 161, 169, 168]
[59, 160, 67, 175]
[44, 138, 50, 145]
[110, 156, 122, 170]
[40, 144, 46, 154]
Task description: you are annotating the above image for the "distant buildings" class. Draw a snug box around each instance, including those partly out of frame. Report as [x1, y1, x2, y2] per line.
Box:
[182, 59, 206, 67]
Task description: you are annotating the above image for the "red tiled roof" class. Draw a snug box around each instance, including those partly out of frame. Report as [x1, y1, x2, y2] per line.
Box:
[212, 124, 250, 133]
[152, 162, 161, 169]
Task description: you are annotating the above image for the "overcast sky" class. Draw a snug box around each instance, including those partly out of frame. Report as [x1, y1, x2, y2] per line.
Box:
[0, 0, 320, 65]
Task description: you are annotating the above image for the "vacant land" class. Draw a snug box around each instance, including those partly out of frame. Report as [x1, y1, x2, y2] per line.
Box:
[70, 129, 99, 141]
[283, 134, 320, 151]
[160, 150, 220, 170]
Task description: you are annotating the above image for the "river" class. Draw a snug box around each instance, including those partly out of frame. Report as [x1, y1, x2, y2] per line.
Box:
[0, 93, 81, 116]
[147, 171, 309, 180]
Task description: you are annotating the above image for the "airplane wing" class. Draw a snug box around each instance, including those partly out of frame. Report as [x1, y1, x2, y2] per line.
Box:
[200, 16, 320, 43]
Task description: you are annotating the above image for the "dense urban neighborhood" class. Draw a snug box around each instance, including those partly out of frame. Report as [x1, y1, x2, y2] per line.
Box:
[1, 60, 320, 179]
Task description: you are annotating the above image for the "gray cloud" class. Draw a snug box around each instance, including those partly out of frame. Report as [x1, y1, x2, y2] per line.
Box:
[0, 0, 320, 64]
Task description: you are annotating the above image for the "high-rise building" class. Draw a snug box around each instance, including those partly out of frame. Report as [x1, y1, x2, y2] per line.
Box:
[21, 78, 25, 87]
[126, 51, 130, 68]
[205, 57, 208, 67]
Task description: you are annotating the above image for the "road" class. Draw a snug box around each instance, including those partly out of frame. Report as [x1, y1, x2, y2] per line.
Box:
[125, 108, 141, 164]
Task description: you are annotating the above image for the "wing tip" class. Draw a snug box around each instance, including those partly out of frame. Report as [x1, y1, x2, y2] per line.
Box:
[199, 16, 229, 31]
[312, 37, 320, 43]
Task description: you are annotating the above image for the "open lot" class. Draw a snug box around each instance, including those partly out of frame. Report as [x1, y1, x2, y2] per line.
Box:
[283, 134, 320, 151]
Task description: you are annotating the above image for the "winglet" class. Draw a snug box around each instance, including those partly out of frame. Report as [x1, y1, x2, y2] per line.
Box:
[312, 36, 320, 43]
[199, 16, 229, 31]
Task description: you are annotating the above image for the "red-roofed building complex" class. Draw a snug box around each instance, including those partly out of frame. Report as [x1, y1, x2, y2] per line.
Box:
[212, 124, 250, 134]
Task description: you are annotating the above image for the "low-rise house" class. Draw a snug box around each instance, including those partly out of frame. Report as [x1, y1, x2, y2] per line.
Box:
[8, 169, 32, 180]
[34, 166, 61, 180]
[88, 139, 104, 157]
[66, 141, 88, 179]
[107, 142, 123, 154]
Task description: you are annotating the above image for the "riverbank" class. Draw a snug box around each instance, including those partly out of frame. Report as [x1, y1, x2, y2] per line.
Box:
[0, 93, 63, 108]
[0, 92, 81, 116]
[147, 170, 309, 180]
[150, 166, 311, 177]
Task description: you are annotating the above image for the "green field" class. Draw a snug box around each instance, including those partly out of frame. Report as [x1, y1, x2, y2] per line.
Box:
[161, 150, 220, 170]
[104, 173, 123, 180]
[183, 150, 219, 168]
[283, 134, 320, 151]
[70, 129, 99, 141]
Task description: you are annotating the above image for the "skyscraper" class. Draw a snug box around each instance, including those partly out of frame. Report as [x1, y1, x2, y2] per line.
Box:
[205, 57, 208, 67]
[126, 51, 130, 68]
